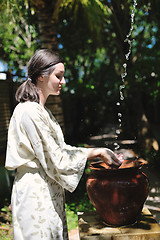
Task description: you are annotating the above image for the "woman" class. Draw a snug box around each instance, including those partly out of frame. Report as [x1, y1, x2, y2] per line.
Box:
[5, 49, 121, 240]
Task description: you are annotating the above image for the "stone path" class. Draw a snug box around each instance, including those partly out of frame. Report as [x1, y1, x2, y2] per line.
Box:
[69, 124, 160, 239]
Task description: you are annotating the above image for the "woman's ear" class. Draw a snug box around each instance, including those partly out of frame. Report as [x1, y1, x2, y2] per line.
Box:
[38, 76, 44, 82]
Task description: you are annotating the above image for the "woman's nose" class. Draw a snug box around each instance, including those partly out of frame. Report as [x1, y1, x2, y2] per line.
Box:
[61, 77, 66, 85]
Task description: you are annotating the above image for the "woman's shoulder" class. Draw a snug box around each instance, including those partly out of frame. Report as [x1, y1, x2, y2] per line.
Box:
[13, 101, 44, 119]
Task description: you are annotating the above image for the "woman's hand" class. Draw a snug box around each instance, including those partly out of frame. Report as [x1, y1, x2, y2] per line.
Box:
[87, 148, 121, 167]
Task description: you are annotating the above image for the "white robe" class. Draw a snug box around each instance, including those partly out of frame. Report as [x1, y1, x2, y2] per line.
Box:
[5, 101, 88, 240]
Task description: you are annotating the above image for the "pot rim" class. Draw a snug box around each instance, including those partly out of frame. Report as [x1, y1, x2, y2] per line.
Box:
[89, 160, 144, 172]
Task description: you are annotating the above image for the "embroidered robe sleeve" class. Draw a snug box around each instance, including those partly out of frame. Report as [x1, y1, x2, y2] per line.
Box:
[16, 105, 88, 192]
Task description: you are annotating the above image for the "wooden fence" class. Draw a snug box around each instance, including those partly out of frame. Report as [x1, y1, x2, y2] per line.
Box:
[0, 72, 18, 165]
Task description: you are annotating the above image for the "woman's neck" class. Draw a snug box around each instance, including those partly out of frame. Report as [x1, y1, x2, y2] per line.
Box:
[39, 90, 48, 107]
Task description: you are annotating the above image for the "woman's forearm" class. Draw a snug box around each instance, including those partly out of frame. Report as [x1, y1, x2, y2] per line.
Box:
[87, 148, 106, 160]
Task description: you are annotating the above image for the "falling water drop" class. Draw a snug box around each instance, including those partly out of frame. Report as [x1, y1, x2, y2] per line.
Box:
[114, 142, 120, 150]
[120, 93, 124, 101]
[119, 85, 125, 91]
[116, 129, 121, 135]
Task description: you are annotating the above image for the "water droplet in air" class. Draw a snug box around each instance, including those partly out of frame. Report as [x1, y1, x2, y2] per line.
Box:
[123, 63, 127, 68]
[114, 143, 120, 150]
[119, 85, 125, 90]
[120, 96, 124, 101]
[121, 73, 127, 78]
[116, 130, 121, 134]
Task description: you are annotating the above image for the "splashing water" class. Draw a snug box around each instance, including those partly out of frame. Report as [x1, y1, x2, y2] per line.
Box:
[114, 0, 137, 151]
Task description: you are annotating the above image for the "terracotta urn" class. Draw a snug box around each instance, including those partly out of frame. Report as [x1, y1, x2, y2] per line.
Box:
[86, 159, 149, 226]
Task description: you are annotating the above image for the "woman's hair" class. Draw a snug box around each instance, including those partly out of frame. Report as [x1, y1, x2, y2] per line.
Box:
[15, 49, 63, 103]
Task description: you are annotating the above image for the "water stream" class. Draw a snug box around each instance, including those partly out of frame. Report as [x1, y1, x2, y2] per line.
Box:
[114, 0, 137, 151]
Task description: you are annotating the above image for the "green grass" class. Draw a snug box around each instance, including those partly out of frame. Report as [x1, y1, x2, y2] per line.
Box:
[66, 204, 78, 231]
[0, 205, 13, 240]
[65, 192, 96, 231]
[0, 229, 12, 240]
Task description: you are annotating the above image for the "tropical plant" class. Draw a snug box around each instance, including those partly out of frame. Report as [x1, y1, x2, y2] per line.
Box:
[0, 0, 38, 76]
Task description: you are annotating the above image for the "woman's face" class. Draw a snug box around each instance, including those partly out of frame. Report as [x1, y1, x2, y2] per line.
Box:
[42, 62, 65, 96]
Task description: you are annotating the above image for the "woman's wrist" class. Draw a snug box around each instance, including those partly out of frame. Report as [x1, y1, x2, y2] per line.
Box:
[87, 148, 104, 160]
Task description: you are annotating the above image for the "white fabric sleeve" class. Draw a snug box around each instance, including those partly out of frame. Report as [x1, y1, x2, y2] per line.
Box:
[21, 110, 88, 192]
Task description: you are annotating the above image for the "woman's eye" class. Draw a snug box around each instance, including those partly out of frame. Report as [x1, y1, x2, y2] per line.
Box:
[56, 75, 62, 79]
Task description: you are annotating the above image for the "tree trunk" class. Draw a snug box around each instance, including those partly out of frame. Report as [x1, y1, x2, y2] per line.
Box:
[29, 0, 65, 131]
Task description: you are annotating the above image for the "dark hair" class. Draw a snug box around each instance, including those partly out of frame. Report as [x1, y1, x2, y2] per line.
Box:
[16, 49, 63, 103]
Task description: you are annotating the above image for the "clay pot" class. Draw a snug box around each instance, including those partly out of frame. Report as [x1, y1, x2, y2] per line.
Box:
[86, 160, 149, 226]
